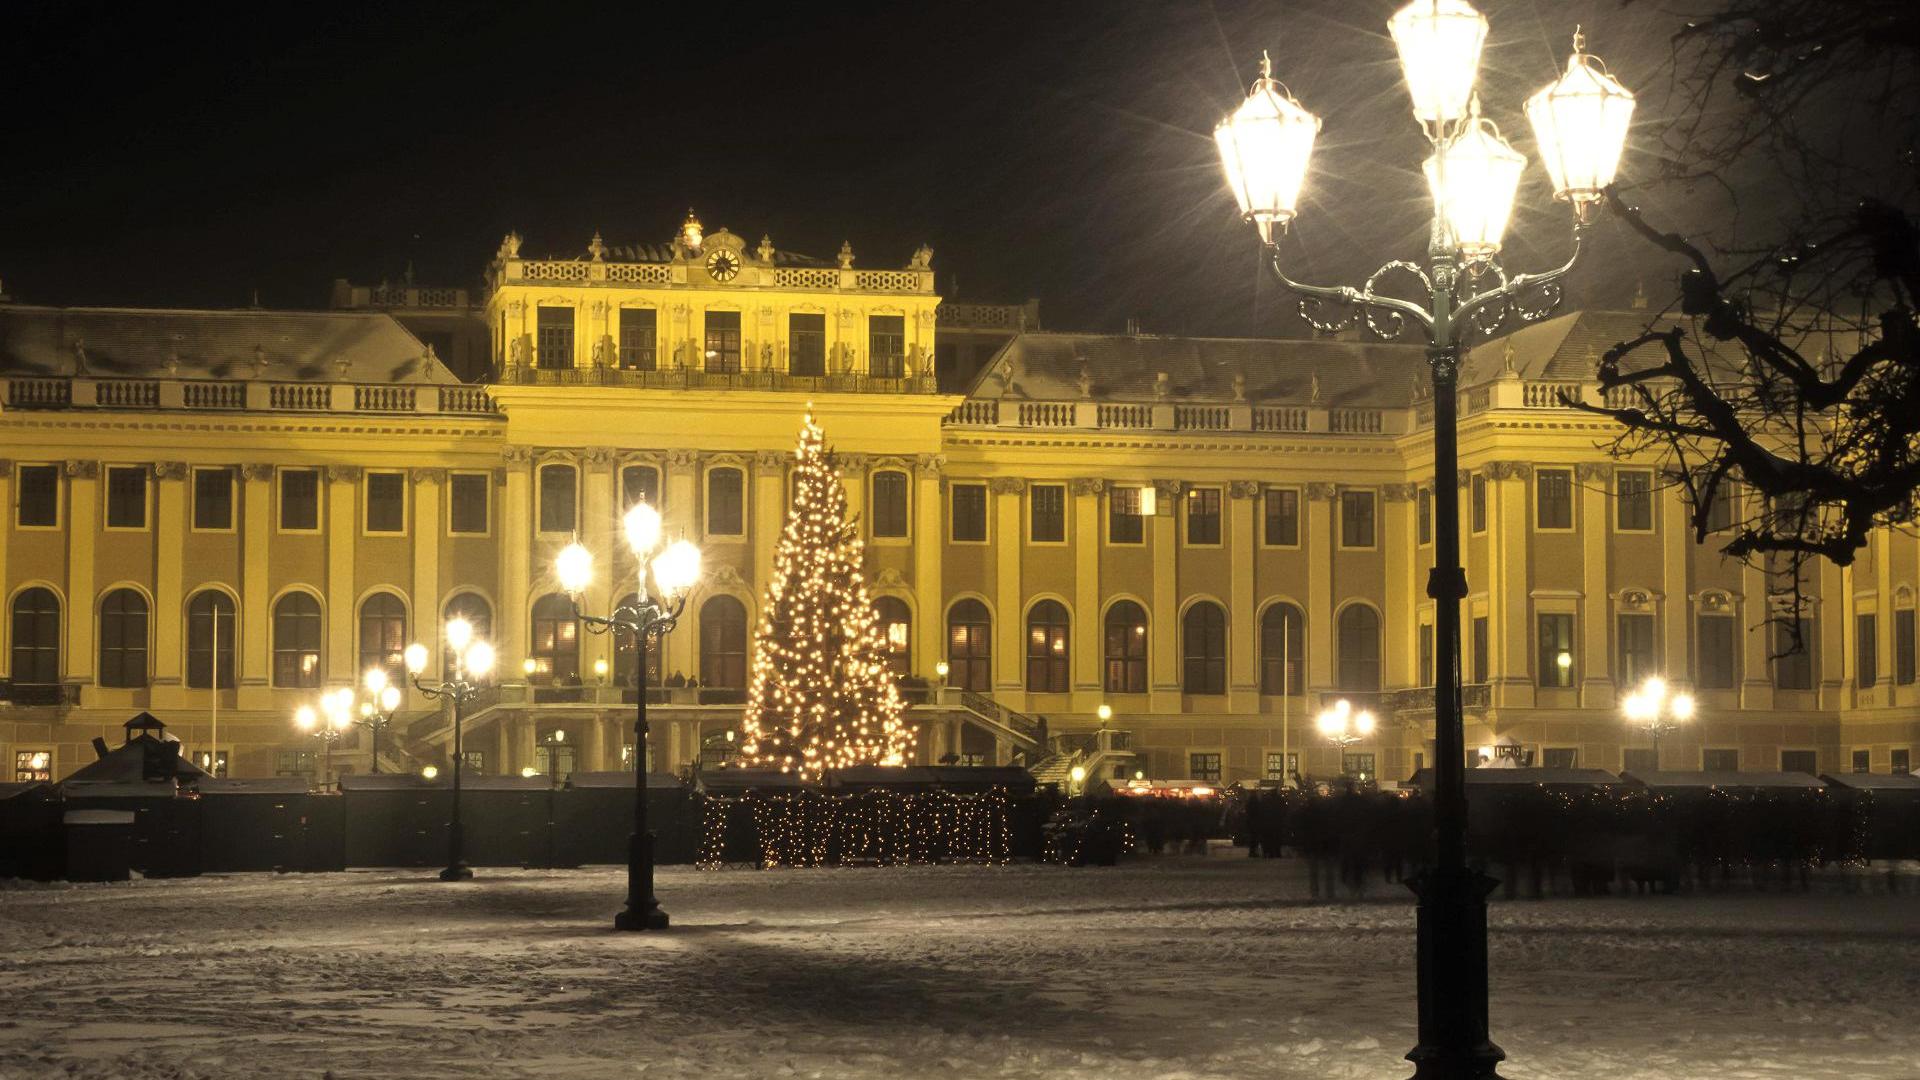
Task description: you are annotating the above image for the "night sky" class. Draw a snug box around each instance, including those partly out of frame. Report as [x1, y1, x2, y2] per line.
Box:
[4, 1, 1690, 336]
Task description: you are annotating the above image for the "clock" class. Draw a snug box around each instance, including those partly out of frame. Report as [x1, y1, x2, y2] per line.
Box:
[705, 250, 741, 282]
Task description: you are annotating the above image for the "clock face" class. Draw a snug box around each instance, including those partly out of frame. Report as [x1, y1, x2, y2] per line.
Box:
[706, 250, 741, 282]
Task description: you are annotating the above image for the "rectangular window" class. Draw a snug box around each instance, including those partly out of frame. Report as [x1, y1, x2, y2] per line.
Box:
[1894, 749, 1911, 775]
[1188, 752, 1222, 782]
[950, 484, 987, 542]
[14, 749, 52, 783]
[1774, 618, 1815, 690]
[1704, 481, 1735, 533]
[448, 473, 490, 535]
[1470, 473, 1487, 533]
[190, 750, 229, 779]
[1109, 487, 1144, 545]
[365, 472, 406, 533]
[1616, 470, 1654, 531]
[274, 750, 316, 778]
[1342, 753, 1376, 781]
[1472, 616, 1489, 685]
[1535, 468, 1573, 529]
[1186, 488, 1221, 545]
[538, 464, 576, 533]
[872, 471, 909, 538]
[869, 315, 905, 378]
[1264, 488, 1299, 546]
[1856, 613, 1879, 690]
[105, 466, 147, 529]
[193, 468, 234, 530]
[1416, 487, 1432, 545]
[1703, 748, 1739, 772]
[1781, 750, 1818, 776]
[1419, 622, 1434, 687]
[536, 306, 574, 369]
[1030, 484, 1066, 543]
[280, 469, 320, 531]
[1537, 612, 1575, 687]
[1622, 747, 1658, 775]
[1897, 610, 1916, 686]
[618, 308, 657, 370]
[1852, 749, 1871, 774]
[789, 312, 826, 377]
[707, 468, 745, 536]
[1339, 490, 1376, 548]
[704, 310, 742, 373]
[1265, 751, 1300, 781]
[622, 465, 660, 512]
[17, 464, 59, 527]
[1617, 613, 1657, 687]
[1697, 614, 1738, 689]
[1543, 747, 1577, 770]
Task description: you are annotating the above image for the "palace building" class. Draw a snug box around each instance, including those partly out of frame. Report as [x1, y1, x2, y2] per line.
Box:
[1, 214, 1916, 787]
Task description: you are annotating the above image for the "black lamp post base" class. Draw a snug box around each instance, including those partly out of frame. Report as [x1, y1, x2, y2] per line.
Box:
[439, 864, 473, 882]
[1405, 864, 1506, 1080]
[613, 905, 670, 932]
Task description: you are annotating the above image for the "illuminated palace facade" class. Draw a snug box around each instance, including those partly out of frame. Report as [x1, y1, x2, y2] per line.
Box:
[1, 217, 1916, 787]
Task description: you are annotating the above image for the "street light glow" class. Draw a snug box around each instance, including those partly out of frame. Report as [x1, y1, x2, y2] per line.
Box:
[652, 539, 704, 595]
[1526, 29, 1637, 218]
[624, 500, 663, 556]
[404, 642, 429, 674]
[1388, 0, 1489, 126]
[556, 542, 594, 594]
[445, 617, 474, 654]
[1423, 97, 1526, 261]
[465, 641, 496, 678]
[1214, 51, 1321, 243]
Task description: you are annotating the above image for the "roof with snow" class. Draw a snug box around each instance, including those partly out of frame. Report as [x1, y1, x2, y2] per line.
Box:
[0, 305, 455, 384]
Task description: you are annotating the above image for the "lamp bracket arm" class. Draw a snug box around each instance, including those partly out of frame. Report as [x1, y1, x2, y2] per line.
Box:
[1452, 225, 1586, 330]
[1268, 249, 1435, 340]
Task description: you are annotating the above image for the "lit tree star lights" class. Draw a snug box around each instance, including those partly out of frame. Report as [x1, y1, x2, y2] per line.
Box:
[739, 413, 914, 779]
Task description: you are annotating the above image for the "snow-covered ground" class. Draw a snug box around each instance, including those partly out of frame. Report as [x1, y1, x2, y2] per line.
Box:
[3, 857, 1916, 1079]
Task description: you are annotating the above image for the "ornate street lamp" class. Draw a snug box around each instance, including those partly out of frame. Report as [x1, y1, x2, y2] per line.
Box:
[355, 667, 405, 774]
[1315, 698, 1379, 750]
[556, 499, 702, 931]
[1214, 8, 1633, 1077]
[404, 618, 496, 882]
[1622, 676, 1694, 770]
[292, 690, 354, 791]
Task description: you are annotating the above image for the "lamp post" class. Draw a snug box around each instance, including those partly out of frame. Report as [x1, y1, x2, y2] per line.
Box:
[403, 618, 496, 882]
[355, 667, 405, 774]
[293, 690, 355, 791]
[556, 499, 703, 931]
[1622, 676, 1694, 770]
[540, 728, 568, 789]
[1214, 7, 1634, 1077]
[1315, 698, 1379, 782]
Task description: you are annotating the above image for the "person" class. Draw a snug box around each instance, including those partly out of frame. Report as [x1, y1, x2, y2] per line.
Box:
[1244, 789, 1264, 858]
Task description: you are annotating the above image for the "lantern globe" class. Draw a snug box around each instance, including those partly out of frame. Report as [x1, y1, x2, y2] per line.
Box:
[444, 617, 474, 654]
[1388, 0, 1488, 126]
[1423, 102, 1527, 261]
[555, 543, 594, 594]
[624, 500, 663, 557]
[653, 540, 703, 596]
[1215, 53, 1321, 243]
[465, 640, 496, 678]
[1526, 33, 1635, 218]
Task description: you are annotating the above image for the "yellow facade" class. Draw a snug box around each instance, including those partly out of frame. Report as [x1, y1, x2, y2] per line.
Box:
[1, 221, 1915, 787]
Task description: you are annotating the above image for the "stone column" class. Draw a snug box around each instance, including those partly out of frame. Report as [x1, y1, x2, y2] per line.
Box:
[500, 450, 534, 674]
[990, 478, 1026, 706]
[150, 463, 186, 705]
[663, 450, 700, 681]
[1071, 478, 1104, 707]
[64, 461, 99, 689]
[1305, 482, 1337, 691]
[912, 456, 945, 680]
[1382, 482, 1418, 689]
[1228, 480, 1260, 710]
[239, 464, 274, 707]
[325, 465, 360, 684]
[1490, 462, 1533, 706]
[1577, 463, 1612, 706]
[1150, 480, 1183, 713]
[410, 468, 442, 701]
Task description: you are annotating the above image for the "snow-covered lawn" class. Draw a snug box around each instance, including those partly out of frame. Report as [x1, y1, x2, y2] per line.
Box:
[2, 858, 1916, 1079]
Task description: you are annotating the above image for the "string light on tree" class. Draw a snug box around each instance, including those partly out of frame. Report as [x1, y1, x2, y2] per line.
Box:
[739, 413, 916, 779]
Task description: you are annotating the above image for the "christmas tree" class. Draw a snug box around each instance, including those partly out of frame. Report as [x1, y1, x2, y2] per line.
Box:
[740, 413, 914, 779]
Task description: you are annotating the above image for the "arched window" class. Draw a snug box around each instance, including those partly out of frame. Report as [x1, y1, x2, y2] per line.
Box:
[98, 589, 149, 689]
[947, 599, 992, 692]
[529, 593, 580, 684]
[9, 588, 60, 686]
[1260, 603, 1305, 696]
[613, 592, 664, 688]
[1182, 602, 1227, 695]
[443, 592, 494, 681]
[358, 592, 407, 685]
[1337, 604, 1382, 690]
[873, 596, 911, 677]
[272, 592, 323, 688]
[1026, 600, 1070, 693]
[699, 596, 748, 689]
[1104, 601, 1148, 694]
[187, 590, 236, 689]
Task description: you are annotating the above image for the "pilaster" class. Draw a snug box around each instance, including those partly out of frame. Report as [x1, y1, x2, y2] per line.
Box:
[325, 466, 359, 684]
[662, 450, 699, 679]
[1577, 463, 1611, 705]
[990, 478, 1025, 704]
[239, 464, 273, 704]
[151, 463, 186, 704]
[1491, 462, 1533, 706]
[1305, 482, 1336, 689]
[1382, 482, 1417, 689]
[912, 456, 944, 680]
[579, 449, 616, 680]
[752, 451, 785, 601]
[1227, 480, 1259, 709]
[1150, 479, 1183, 712]
[501, 451, 534, 672]
[64, 461, 98, 688]
[410, 468, 442, 701]
[1659, 481, 1690, 686]
[1071, 478, 1103, 704]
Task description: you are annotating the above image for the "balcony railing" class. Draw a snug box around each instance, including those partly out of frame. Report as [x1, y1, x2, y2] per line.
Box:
[3, 377, 500, 418]
[944, 399, 1413, 437]
[0, 682, 82, 707]
[497, 257, 934, 294]
[499, 365, 939, 395]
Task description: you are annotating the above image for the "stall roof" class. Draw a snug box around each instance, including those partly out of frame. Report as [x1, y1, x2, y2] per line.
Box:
[568, 771, 688, 790]
[1819, 773, 1920, 793]
[1411, 767, 1623, 788]
[695, 769, 805, 794]
[194, 778, 313, 795]
[1623, 770, 1829, 791]
[337, 772, 550, 792]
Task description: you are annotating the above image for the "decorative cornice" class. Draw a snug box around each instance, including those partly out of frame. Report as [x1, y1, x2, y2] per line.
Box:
[1487, 461, 1531, 481]
[1226, 480, 1260, 500]
[409, 467, 442, 484]
[1070, 478, 1107, 497]
[913, 453, 946, 476]
[240, 463, 274, 482]
[753, 450, 787, 470]
[1575, 462, 1612, 482]
[1382, 482, 1418, 503]
[155, 461, 187, 480]
[64, 460, 99, 479]
[1457, 469, 1473, 489]
[987, 477, 1027, 495]
[501, 446, 535, 465]
[1151, 479, 1185, 500]
[838, 452, 870, 474]
[1305, 482, 1338, 502]
[581, 446, 615, 467]
[664, 449, 699, 469]
[326, 465, 363, 483]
